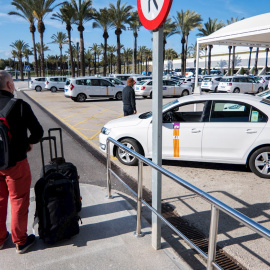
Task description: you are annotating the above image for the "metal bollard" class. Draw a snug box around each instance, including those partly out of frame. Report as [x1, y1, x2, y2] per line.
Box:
[134, 159, 144, 237]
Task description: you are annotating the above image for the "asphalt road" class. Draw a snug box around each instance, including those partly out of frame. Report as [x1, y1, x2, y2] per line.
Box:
[17, 91, 110, 189]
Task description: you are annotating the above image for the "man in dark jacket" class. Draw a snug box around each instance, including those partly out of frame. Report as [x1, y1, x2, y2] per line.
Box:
[122, 78, 137, 116]
[0, 71, 43, 254]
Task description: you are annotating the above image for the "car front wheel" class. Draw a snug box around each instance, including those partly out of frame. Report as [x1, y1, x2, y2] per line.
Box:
[249, 147, 270, 178]
[116, 138, 142, 166]
[233, 88, 240, 93]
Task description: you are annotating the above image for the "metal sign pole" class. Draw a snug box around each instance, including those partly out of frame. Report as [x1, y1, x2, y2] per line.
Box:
[152, 26, 163, 250]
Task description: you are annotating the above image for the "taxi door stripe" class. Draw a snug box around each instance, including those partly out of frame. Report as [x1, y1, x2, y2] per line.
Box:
[173, 123, 180, 157]
[107, 87, 109, 95]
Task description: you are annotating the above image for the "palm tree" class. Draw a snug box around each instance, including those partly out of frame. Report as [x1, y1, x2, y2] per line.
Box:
[137, 46, 147, 74]
[51, 32, 68, 76]
[107, 45, 116, 73]
[109, 0, 133, 74]
[96, 47, 102, 74]
[174, 10, 202, 76]
[187, 42, 202, 67]
[9, 0, 39, 76]
[32, 0, 61, 77]
[197, 18, 224, 74]
[165, 48, 178, 71]
[90, 43, 100, 74]
[92, 8, 113, 76]
[47, 54, 58, 75]
[10, 40, 29, 80]
[85, 49, 92, 75]
[23, 48, 33, 65]
[36, 42, 50, 75]
[128, 11, 141, 74]
[144, 48, 152, 74]
[75, 42, 80, 76]
[70, 0, 93, 76]
[122, 48, 132, 73]
[163, 18, 178, 63]
[226, 17, 244, 25]
[51, 2, 76, 77]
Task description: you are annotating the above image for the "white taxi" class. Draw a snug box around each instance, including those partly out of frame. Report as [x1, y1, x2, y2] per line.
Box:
[100, 94, 270, 178]
[135, 79, 192, 98]
[64, 76, 124, 102]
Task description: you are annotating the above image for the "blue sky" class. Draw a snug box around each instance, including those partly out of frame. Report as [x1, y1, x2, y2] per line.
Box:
[0, 0, 268, 62]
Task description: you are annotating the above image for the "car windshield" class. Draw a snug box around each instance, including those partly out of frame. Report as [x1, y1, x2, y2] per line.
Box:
[203, 77, 212, 82]
[139, 99, 179, 119]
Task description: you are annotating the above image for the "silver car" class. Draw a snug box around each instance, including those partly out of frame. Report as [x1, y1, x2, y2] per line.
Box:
[201, 76, 222, 92]
[29, 77, 46, 91]
[218, 76, 264, 94]
[135, 79, 192, 99]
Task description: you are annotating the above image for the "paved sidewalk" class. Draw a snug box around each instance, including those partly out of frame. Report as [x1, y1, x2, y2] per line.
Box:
[0, 184, 190, 270]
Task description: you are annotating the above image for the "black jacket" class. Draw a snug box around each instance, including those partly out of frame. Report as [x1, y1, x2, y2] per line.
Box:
[0, 90, 44, 168]
[122, 85, 136, 111]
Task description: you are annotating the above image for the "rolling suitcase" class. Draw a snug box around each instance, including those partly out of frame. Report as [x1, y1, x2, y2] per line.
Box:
[34, 136, 80, 244]
[40, 128, 82, 212]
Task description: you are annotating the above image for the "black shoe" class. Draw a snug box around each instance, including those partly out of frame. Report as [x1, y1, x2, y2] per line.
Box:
[16, 234, 36, 254]
[0, 232, 10, 250]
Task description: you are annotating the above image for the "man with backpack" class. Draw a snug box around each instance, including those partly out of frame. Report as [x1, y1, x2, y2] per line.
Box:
[0, 71, 43, 254]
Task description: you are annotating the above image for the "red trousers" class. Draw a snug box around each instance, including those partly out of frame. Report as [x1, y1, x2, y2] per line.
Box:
[0, 158, 31, 245]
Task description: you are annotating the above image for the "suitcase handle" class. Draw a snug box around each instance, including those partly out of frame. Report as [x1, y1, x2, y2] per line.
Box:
[40, 136, 58, 176]
[48, 128, 64, 160]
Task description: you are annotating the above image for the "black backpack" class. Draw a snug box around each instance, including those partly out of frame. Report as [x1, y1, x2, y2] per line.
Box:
[0, 98, 18, 170]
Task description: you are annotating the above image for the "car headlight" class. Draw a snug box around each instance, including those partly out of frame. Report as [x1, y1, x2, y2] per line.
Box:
[101, 127, 111, 135]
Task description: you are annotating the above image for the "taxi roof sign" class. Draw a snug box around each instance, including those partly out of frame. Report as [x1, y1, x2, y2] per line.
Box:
[137, 0, 173, 30]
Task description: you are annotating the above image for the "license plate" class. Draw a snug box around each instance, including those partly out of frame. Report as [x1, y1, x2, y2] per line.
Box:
[220, 86, 225, 88]
[136, 87, 139, 90]
[204, 83, 208, 85]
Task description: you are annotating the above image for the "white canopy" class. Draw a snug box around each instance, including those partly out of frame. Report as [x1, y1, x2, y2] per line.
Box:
[194, 13, 270, 93]
[197, 13, 270, 48]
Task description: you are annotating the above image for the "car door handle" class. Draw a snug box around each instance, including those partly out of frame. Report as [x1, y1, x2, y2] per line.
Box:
[246, 129, 257, 134]
[191, 128, 201, 133]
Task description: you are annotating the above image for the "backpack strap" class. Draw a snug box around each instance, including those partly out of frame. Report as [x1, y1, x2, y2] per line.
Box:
[0, 98, 18, 118]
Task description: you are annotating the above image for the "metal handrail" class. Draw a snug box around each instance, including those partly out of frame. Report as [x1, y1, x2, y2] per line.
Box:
[106, 137, 270, 270]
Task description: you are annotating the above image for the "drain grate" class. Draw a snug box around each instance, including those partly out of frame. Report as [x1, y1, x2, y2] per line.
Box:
[161, 203, 247, 270]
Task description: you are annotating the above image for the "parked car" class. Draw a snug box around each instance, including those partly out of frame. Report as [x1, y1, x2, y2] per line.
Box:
[64, 76, 124, 102]
[104, 77, 125, 86]
[254, 75, 270, 90]
[201, 76, 223, 92]
[29, 77, 46, 91]
[182, 77, 203, 90]
[134, 79, 192, 98]
[108, 74, 133, 84]
[131, 75, 152, 84]
[45, 76, 67, 92]
[100, 93, 270, 178]
[218, 76, 264, 94]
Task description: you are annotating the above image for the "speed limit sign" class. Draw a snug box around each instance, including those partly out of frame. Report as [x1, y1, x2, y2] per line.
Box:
[137, 0, 173, 30]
